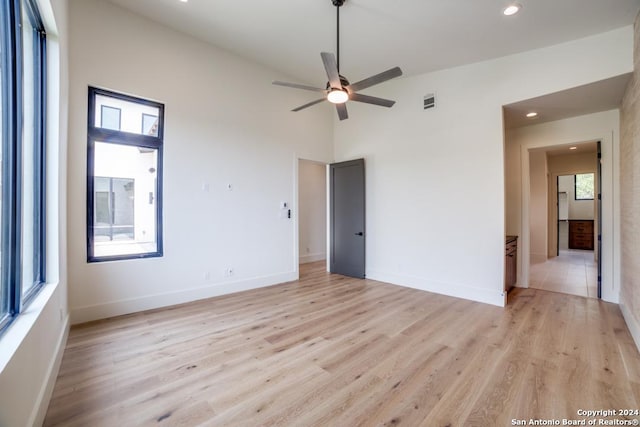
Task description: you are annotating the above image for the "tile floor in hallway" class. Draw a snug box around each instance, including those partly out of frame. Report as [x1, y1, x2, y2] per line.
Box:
[529, 249, 598, 298]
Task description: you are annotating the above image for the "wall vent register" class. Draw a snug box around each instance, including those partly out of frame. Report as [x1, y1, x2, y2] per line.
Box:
[424, 93, 435, 110]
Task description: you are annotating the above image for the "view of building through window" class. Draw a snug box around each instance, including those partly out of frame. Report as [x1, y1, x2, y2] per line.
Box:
[88, 88, 163, 261]
[92, 143, 158, 257]
[94, 94, 159, 136]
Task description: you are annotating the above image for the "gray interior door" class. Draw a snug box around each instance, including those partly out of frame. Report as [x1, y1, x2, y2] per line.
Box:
[330, 159, 365, 278]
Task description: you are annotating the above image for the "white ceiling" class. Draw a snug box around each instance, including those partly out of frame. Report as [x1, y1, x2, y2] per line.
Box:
[538, 141, 598, 158]
[106, 0, 640, 85]
[503, 74, 632, 129]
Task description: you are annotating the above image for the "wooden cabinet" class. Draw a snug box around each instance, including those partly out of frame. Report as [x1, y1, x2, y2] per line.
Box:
[505, 236, 518, 292]
[569, 220, 594, 250]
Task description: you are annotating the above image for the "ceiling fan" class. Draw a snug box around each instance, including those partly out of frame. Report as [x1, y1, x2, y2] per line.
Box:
[272, 0, 403, 121]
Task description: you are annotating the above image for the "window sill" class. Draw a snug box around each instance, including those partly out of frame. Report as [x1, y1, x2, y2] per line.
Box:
[0, 282, 60, 373]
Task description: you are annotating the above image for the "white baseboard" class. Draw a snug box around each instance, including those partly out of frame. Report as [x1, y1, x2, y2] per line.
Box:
[299, 252, 326, 264]
[31, 314, 69, 427]
[366, 269, 505, 307]
[620, 301, 640, 354]
[71, 271, 298, 324]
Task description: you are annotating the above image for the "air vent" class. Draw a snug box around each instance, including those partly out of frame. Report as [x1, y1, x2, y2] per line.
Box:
[424, 93, 435, 110]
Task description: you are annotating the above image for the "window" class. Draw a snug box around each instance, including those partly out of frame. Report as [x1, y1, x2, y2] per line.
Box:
[0, 4, 5, 324]
[142, 113, 158, 136]
[575, 173, 594, 200]
[0, 0, 47, 335]
[87, 87, 164, 262]
[94, 177, 135, 242]
[100, 105, 121, 131]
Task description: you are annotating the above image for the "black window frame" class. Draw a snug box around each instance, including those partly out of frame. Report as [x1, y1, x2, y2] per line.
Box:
[574, 173, 595, 201]
[0, 0, 47, 336]
[87, 86, 164, 263]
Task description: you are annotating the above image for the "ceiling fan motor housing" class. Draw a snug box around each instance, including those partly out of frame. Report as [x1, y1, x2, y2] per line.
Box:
[326, 76, 351, 91]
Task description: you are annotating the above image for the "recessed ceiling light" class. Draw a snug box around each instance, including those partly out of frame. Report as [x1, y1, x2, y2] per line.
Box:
[526, 112, 538, 118]
[503, 4, 521, 16]
[569, 146, 578, 150]
[179, 0, 188, 3]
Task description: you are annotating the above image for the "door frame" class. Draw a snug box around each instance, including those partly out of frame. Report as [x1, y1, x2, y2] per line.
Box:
[520, 136, 618, 303]
[596, 141, 602, 298]
[556, 175, 560, 257]
[548, 170, 598, 272]
[552, 171, 598, 259]
[293, 156, 330, 277]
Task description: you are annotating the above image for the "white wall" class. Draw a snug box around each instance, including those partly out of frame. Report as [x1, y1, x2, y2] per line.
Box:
[506, 110, 620, 303]
[298, 160, 327, 264]
[0, 0, 70, 425]
[334, 27, 631, 307]
[67, 0, 334, 323]
[529, 150, 548, 262]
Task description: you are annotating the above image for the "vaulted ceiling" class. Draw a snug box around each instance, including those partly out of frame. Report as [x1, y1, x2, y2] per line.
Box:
[107, 0, 640, 84]
[105, 0, 639, 128]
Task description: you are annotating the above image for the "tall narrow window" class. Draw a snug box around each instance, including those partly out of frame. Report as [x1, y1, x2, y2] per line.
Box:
[0, 2, 6, 326]
[1, 0, 47, 335]
[20, 0, 46, 299]
[87, 87, 164, 262]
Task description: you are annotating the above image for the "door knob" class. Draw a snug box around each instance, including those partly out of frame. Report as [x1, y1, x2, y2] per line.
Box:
[355, 232, 364, 236]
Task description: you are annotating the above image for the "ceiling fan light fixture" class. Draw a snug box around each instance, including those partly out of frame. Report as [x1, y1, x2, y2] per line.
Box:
[327, 89, 349, 104]
[503, 3, 521, 16]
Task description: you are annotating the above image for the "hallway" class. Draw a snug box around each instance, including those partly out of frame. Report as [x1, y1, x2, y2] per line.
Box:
[529, 249, 598, 298]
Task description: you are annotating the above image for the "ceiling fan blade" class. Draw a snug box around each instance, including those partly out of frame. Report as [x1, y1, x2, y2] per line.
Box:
[348, 67, 403, 92]
[321, 52, 342, 89]
[336, 103, 348, 121]
[349, 93, 396, 108]
[292, 98, 326, 112]
[273, 81, 326, 92]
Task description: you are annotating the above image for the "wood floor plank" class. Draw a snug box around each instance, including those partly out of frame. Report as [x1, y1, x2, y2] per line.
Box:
[44, 262, 640, 426]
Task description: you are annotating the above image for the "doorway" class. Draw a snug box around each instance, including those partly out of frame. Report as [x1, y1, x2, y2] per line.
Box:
[528, 142, 600, 299]
[298, 159, 328, 270]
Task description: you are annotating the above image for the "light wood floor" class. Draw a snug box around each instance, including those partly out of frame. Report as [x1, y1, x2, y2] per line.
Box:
[44, 262, 640, 426]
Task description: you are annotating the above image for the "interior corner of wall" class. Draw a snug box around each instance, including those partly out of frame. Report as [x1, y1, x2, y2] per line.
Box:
[620, 300, 640, 354]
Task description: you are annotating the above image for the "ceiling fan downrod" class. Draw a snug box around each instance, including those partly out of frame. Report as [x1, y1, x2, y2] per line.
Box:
[333, 0, 345, 73]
